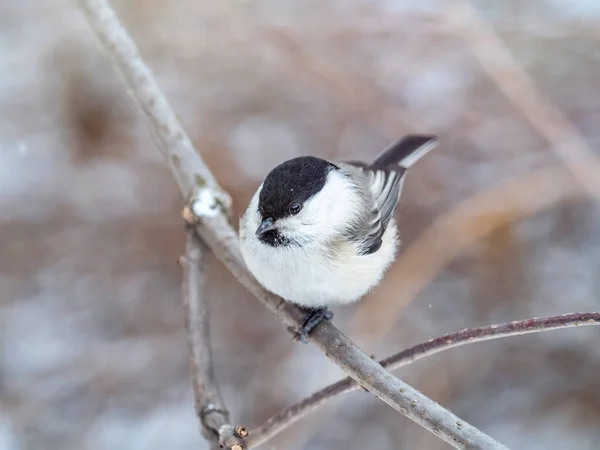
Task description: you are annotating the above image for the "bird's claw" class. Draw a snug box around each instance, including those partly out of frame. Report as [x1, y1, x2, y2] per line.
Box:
[296, 307, 334, 343]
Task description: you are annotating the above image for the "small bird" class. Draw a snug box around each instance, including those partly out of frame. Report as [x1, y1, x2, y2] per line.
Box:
[239, 134, 438, 341]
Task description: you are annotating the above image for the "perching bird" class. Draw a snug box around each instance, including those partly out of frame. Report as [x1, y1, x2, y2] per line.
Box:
[239, 135, 438, 341]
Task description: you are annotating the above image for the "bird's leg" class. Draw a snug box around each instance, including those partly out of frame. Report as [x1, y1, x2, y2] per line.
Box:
[296, 306, 334, 343]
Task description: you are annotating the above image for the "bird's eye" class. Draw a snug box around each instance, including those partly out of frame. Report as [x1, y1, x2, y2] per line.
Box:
[289, 202, 302, 215]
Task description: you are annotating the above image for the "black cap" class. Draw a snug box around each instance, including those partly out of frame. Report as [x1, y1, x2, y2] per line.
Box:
[258, 156, 339, 221]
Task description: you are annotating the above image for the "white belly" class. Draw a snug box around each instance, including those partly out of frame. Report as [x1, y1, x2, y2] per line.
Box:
[240, 221, 399, 308]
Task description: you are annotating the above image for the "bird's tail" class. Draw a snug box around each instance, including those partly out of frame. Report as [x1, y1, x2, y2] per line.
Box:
[370, 134, 438, 170]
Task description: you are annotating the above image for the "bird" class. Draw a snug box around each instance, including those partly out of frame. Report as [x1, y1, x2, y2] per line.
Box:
[239, 134, 438, 341]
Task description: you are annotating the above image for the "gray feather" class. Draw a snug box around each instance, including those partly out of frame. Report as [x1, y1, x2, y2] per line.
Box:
[343, 134, 437, 255]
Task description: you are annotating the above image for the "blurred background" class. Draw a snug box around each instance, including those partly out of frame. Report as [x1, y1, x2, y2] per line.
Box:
[2, 1, 600, 449]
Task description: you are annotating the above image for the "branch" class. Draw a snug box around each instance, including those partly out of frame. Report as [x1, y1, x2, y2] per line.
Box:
[79, 0, 231, 208]
[80, 1, 508, 448]
[180, 229, 246, 450]
[187, 208, 507, 450]
[246, 312, 600, 447]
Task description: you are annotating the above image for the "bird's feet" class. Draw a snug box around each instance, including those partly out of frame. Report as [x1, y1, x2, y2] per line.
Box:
[296, 306, 334, 343]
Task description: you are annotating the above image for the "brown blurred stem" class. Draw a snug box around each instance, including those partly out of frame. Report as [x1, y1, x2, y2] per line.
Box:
[246, 312, 600, 447]
[80, 1, 508, 449]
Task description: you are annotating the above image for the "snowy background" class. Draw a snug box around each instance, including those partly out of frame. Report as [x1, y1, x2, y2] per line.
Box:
[2, 1, 600, 449]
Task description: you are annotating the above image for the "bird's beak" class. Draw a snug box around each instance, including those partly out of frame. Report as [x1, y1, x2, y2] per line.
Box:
[256, 217, 276, 237]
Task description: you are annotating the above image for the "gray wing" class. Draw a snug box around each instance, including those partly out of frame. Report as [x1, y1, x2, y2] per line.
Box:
[344, 163, 406, 255]
[342, 134, 437, 254]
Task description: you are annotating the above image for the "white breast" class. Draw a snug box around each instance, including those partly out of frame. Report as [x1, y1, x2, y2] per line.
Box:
[239, 180, 399, 308]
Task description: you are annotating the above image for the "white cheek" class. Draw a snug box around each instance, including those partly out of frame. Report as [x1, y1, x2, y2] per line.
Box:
[241, 185, 262, 233]
[294, 171, 361, 239]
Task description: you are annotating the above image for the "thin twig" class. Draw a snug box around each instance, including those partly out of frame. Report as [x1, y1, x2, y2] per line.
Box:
[246, 312, 600, 448]
[80, 1, 508, 448]
[180, 228, 245, 450]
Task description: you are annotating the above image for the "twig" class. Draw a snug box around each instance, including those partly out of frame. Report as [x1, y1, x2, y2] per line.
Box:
[180, 229, 240, 449]
[80, 1, 508, 448]
[79, 0, 231, 208]
[246, 312, 600, 448]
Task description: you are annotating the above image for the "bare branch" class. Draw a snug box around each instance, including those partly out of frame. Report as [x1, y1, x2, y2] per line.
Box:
[180, 228, 245, 450]
[80, 1, 508, 448]
[380, 312, 600, 368]
[79, 0, 231, 208]
[190, 210, 508, 450]
[247, 312, 600, 447]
